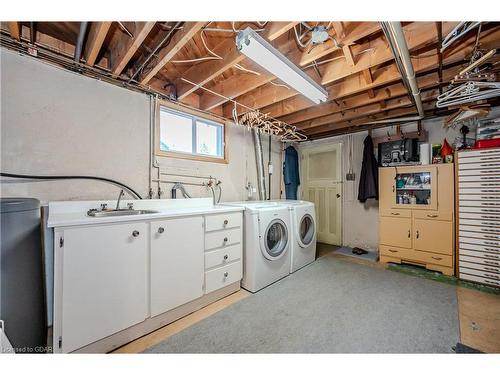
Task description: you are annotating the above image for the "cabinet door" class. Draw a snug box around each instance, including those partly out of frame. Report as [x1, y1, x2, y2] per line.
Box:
[379, 216, 412, 249]
[150, 216, 204, 317]
[379, 167, 396, 210]
[413, 218, 453, 255]
[60, 222, 148, 353]
[392, 166, 438, 210]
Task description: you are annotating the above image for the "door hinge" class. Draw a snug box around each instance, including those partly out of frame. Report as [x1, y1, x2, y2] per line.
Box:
[59, 237, 64, 248]
[58, 336, 62, 349]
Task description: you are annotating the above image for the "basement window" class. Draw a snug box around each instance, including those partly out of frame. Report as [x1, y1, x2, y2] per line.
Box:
[156, 102, 226, 163]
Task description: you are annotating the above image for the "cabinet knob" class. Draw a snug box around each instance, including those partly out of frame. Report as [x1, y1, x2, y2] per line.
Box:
[132, 230, 140, 237]
[416, 230, 419, 239]
[223, 237, 228, 243]
[408, 230, 411, 238]
[223, 254, 228, 260]
[223, 219, 229, 225]
[223, 272, 228, 278]
[158, 227, 165, 234]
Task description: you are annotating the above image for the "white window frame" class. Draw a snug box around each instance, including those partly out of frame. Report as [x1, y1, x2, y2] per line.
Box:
[155, 100, 228, 164]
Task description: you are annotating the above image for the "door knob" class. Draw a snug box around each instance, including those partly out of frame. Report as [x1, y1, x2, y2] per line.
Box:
[158, 227, 165, 234]
[132, 230, 140, 237]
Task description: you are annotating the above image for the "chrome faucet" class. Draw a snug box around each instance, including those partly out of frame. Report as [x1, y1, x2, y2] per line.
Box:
[116, 189, 125, 210]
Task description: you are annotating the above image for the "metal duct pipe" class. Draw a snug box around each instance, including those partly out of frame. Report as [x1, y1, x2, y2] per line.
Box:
[74, 22, 89, 63]
[252, 129, 267, 200]
[387, 22, 425, 117]
[377, 22, 424, 125]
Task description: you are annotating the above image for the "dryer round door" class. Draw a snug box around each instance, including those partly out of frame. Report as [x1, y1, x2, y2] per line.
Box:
[297, 214, 315, 248]
[262, 218, 289, 260]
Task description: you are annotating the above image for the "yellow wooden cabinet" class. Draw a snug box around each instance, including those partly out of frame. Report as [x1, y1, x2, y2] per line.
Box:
[378, 163, 455, 275]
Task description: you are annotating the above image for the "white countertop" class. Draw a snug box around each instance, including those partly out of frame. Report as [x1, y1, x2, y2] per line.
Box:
[47, 198, 243, 228]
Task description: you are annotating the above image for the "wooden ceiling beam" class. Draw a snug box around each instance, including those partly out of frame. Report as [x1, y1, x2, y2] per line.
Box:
[235, 25, 499, 120]
[140, 22, 206, 85]
[342, 45, 355, 66]
[176, 22, 298, 100]
[299, 88, 440, 133]
[201, 22, 380, 111]
[84, 22, 112, 67]
[111, 22, 156, 77]
[7, 22, 20, 41]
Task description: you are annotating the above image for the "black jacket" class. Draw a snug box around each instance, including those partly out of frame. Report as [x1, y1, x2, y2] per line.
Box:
[358, 135, 379, 202]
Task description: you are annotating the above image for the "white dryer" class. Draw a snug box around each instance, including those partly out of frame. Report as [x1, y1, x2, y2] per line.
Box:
[268, 200, 317, 272]
[222, 202, 291, 292]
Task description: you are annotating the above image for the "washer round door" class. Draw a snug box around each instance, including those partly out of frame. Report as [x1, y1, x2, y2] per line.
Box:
[262, 218, 289, 260]
[298, 214, 315, 248]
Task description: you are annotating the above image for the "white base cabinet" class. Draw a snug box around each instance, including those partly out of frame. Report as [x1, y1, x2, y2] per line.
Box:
[53, 210, 243, 353]
[150, 217, 204, 317]
[55, 222, 148, 353]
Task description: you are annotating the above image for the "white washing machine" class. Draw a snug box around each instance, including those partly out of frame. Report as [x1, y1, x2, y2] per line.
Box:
[222, 202, 291, 292]
[276, 200, 317, 273]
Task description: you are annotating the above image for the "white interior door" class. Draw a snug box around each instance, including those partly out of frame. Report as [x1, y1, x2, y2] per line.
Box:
[302, 143, 342, 245]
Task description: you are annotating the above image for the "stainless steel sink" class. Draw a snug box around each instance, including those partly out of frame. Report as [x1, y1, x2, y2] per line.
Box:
[87, 209, 159, 217]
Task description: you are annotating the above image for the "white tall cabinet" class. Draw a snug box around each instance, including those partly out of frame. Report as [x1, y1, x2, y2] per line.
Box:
[150, 217, 204, 317]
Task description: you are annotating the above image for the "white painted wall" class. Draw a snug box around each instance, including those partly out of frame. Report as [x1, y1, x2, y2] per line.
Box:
[299, 107, 500, 251]
[0, 48, 283, 203]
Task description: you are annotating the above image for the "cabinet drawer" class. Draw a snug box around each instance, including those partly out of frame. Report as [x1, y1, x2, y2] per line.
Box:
[458, 188, 500, 195]
[414, 219, 453, 255]
[205, 244, 242, 270]
[459, 260, 499, 274]
[459, 273, 500, 288]
[459, 266, 500, 281]
[460, 200, 500, 208]
[205, 212, 242, 232]
[205, 261, 242, 294]
[379, 217, 412, 248]
[459, 225, 500, 236]
[459, 255, 500, 268]
[412, 250, 453, 267]
[458, 181, 500, 189]
[413, 211, 453, 221]
[380, 209, 411, 218]
[459, 175, 500, 183]
[458, 161, 500, 170]
[459, 235, 500, 249]
[460, 218, 500, 227]
[458, 194, 500, 201]
[458, 209, 500, 220]
[205, 228, 241, 250]
[460, 249, 500, 261]
[458, 149, 500, 159]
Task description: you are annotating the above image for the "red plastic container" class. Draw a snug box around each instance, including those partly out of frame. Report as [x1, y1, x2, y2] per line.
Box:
[473, 138, 500, 149]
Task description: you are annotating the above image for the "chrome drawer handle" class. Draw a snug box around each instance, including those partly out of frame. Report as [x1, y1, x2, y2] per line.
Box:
[223, 254, 228, 260]
[223, 272, 228, 278]
[432, 256, 443, 260]
[427, 214, 438, 218]
[132, 230, 140, 237]
[158, 227, 165, 234]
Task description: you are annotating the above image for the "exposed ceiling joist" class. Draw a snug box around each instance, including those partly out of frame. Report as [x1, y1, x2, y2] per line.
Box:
[201, 22, 380, 111]
[175, 22, 298, 100]
[140, 22, 206, 85]
[84, 22, 112, 67]
[111, 22, 156, 76]
[232, 24, 499, 119]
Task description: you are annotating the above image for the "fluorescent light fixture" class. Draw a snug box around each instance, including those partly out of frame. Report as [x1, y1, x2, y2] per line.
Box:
[236, 27, 328, 104]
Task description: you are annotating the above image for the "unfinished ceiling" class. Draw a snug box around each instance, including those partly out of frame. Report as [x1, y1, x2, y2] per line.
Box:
[2, 21, 499, 139]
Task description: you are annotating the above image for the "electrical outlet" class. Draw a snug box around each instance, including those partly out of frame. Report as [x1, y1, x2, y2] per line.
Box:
[346, 172, 356, 181]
